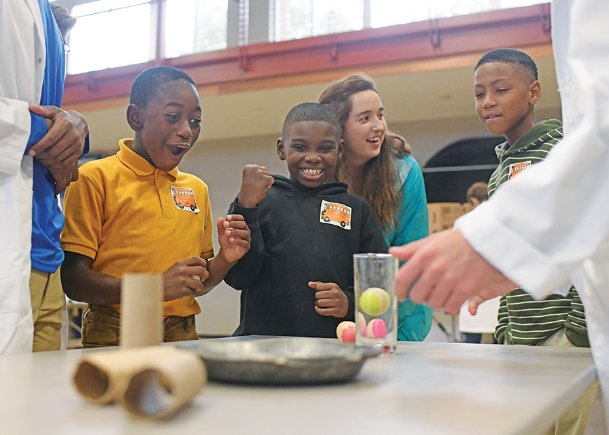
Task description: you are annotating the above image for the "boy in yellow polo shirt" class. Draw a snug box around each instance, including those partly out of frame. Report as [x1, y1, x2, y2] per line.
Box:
[61, 66, 250, 347]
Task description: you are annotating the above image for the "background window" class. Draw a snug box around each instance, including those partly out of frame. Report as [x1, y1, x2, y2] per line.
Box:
[272, 0, 364, 42]
[164, 0, 228, 58]
[63, 0, 547, 74]
[370, 0, 546, 28]
[68, 0, 154, 74]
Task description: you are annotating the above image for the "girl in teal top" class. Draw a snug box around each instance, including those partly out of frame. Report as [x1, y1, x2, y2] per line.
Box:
[385, 154, 432, 341]
[319, 73, 432, 341]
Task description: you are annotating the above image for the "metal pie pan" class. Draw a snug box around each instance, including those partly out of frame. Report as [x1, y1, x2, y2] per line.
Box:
[180, 337, 381, 385]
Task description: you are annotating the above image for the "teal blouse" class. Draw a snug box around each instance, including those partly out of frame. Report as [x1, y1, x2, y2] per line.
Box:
[384, 155, 433, 341]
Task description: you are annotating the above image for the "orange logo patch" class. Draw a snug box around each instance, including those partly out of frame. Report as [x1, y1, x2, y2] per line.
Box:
[171, 186, 199, 213]
[508, 161, 532, 179]
[320, 200, 351, 230]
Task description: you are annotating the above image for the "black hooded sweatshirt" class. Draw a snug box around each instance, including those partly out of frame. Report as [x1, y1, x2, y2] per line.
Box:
[225, 175, 388, 338]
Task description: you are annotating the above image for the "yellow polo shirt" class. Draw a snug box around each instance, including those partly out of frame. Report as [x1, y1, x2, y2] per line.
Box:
[62, 139, 214, 317]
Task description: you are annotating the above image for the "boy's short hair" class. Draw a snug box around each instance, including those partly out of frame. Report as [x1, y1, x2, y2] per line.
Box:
[466, 182, 489, 203]
[130, 66, 196, 109]
[282, 102, 341, 137]
[475, 48, 538, 82]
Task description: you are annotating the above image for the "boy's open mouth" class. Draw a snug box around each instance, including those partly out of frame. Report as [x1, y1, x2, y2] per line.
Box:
[300, 168, 323, 177]
[168, 144, 191, 156]
[484, 114, 501, 120]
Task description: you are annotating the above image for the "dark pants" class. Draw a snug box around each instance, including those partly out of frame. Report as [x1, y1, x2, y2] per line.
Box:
[463, 333, 482, 344]
[81, 304, 198, 348]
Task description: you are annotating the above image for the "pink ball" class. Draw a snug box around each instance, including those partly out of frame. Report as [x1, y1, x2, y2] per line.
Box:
[366, 319, 387, 338]
[341, 326, 356, 343]
[336, 321, 356, 343]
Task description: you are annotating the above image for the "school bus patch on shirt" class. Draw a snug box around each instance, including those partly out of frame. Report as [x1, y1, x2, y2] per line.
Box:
[508, 161, 532, 179]
[171, 186, 199, 213]
[319, 200, 351, 230]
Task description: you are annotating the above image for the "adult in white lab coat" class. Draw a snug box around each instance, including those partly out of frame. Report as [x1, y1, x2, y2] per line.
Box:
[0, 0, 45, 354]
[390, 0, 609, 426]
[0, 0, 87, 354]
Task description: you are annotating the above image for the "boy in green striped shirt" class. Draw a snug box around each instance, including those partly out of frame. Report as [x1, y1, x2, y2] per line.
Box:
[474, 48, 594, 435]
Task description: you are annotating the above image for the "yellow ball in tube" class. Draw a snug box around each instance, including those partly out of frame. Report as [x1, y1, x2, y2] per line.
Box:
[358, 287, 391, 316]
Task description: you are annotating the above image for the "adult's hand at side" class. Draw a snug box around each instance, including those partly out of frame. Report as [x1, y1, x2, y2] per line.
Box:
[28, 104, 88, 164]
[389, 228, 516, 315]
[47, 160, 79, 194]
[29, 104, 88, 193]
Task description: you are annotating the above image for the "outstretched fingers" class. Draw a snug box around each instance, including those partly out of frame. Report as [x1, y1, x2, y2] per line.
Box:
[390, 240, 426, 301]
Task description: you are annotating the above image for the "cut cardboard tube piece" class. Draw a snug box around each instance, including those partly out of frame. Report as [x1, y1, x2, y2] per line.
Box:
[73, 346, 206, 411]
[120, 273, 163, 348]
[122, 350, 207, 418]
[73, 347, 172, 404]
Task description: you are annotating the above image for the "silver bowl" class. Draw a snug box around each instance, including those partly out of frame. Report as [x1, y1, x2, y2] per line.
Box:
[179, 337, 381, 385]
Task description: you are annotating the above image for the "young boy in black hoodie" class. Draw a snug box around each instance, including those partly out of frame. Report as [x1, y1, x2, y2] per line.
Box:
[225, 102, 388, 338]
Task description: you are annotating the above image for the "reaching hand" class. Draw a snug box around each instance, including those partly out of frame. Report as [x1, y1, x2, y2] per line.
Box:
[389, 228, 516, 315]
[237, 164, 274, 208]
[217, 214, 251, 263]
[309, 281, 349, 318]
[162, 257, 207, 300]
[468, 290, 505, 316]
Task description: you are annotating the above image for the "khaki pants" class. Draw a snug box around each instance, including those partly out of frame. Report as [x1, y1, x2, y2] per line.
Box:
[29, 268, 65, 352]
[81, 304, 198, 348]
[541, 329, 599, 435]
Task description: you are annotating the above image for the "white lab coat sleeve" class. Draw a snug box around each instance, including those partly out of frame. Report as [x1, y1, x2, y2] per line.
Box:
[0, 0, 45, 175]
[558, 1, 609, 430]
[0, 99, 31, 175]
[455, 0, 609, 300]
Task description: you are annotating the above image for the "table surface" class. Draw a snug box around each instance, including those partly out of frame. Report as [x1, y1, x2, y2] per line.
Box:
[0, 340, 596, 435]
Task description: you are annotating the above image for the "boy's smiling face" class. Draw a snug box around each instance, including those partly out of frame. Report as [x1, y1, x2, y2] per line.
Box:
[277, 120, 342, 188]
[474, 62, 540, 145]
[128, 79, 202, 171]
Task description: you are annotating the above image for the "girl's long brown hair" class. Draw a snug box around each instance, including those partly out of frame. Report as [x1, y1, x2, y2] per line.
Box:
[319, 73, 411, 230]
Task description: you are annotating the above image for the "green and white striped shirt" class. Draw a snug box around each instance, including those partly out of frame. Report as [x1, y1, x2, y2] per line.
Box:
[489, 120, 589, 347]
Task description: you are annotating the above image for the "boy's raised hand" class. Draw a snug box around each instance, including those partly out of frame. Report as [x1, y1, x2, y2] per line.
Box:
[308, 281, 348, 318]
[217, 214, 251, 263]
[162, 257, 207, 300]
[237, 164, 274, 208]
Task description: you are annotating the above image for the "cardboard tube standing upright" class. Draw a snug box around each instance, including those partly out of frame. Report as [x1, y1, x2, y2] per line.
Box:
[120, 273, 163, 348]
